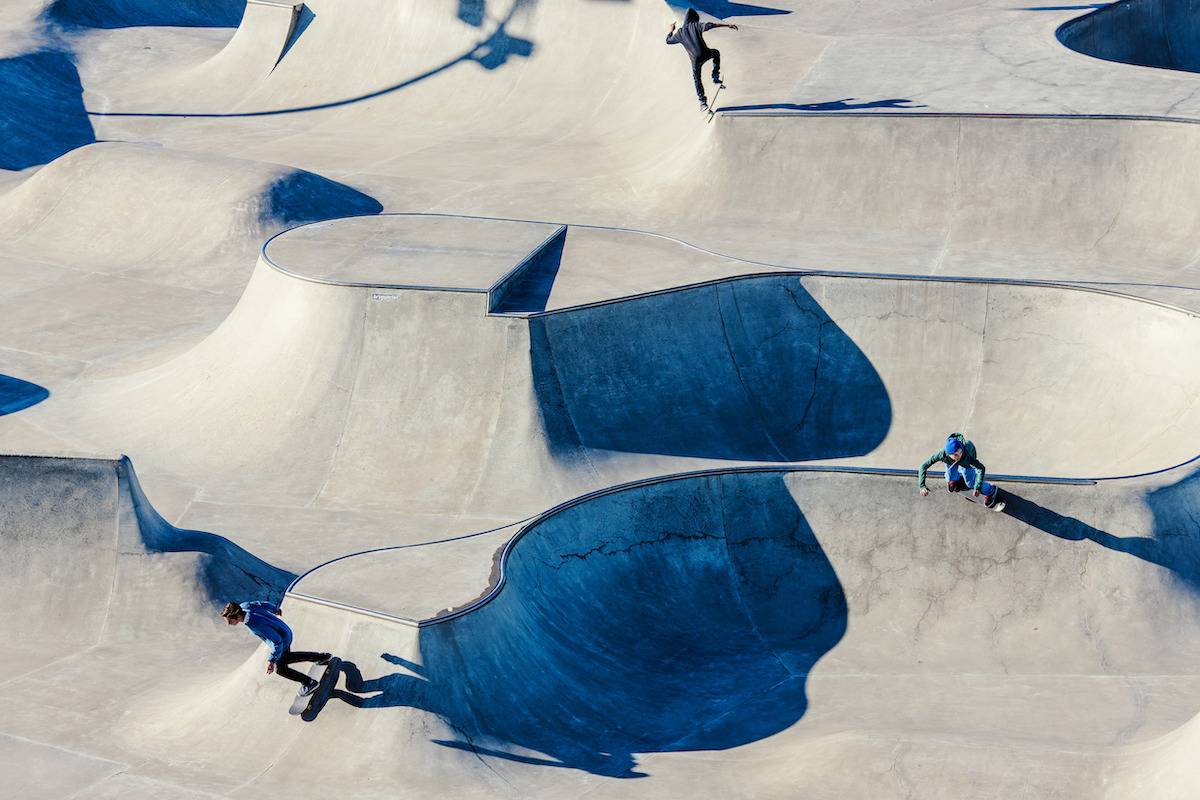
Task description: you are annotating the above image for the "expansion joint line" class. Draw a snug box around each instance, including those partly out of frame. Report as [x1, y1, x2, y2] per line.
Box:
[97, 464, 124, 644]
[718, 285, 790, 460]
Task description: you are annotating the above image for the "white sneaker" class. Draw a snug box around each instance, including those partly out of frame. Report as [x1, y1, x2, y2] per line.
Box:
[299, 680, 319, 697]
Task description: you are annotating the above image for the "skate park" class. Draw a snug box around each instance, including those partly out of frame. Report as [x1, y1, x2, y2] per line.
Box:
[4, 0, 1200, 797]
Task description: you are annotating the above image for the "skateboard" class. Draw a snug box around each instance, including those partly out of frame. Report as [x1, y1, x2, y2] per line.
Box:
[704, 80, 725, 122]
[288, 658, 339, 716]
[957, 485, 1006, 513]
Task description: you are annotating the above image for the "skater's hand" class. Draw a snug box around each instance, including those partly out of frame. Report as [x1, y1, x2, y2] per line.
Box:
[972, 489, 981, 498]
[266, 661, 276, 675]
[919, 487, 929, 497]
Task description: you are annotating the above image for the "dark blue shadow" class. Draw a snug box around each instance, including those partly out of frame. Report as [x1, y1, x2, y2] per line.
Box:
[0, 376, 50, 415]
[1004, 474, 1200, 594]
[47, 0, 246, 28]
[529, 276, 892, 462]
[324, 472, 846, 777]
[665, 0, 790, 18]
[125, 457, 296, 602]
[491, 229, 566, 313]
[277, 5, 315, 64]
[261, 170, 384, 227]
[1057, 0, 1200, 74]
[89, 1, 535, 118]
[1144, 467, 1200, 594]
[719, 97, 926, 112]
[459, 0, 486, 26]
[0, 49, 95, 170]
[472, 23, 534, 69]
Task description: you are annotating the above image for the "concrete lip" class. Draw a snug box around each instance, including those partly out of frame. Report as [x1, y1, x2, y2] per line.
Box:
[262, 213, 562, 291]
[9, 451, 1195, 798]
[7, 0, 1200, 796]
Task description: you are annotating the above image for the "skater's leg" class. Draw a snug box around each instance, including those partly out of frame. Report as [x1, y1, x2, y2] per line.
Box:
[274, 651, 310, 686]
[959, 467, 996, 500]
[709, 49, 722, 83]
[946, 465, 967, 492]
[691, 58, 708, 105]
[984, 486, 1002, 508]
[274, 650, 331, 686]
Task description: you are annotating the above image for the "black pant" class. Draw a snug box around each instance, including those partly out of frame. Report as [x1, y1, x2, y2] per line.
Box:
[275, 650, 329, 686]
[691, 49, 721, 103]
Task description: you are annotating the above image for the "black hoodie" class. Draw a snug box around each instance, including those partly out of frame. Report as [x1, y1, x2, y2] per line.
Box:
[666, 8, 718, 61]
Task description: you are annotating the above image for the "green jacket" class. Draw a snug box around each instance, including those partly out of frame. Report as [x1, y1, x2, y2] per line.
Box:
[918, 433, 986, 490]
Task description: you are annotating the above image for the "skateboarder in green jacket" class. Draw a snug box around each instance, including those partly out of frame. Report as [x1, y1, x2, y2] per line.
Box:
[918, 432, 1002, 508]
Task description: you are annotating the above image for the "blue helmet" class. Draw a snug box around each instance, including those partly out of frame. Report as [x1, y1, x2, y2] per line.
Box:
[945, 435, 963, 455]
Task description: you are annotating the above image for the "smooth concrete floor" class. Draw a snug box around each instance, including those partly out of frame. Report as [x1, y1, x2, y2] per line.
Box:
[3, 1, 1200, 798]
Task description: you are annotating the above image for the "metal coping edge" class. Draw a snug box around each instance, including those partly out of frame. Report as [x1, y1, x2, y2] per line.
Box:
[287, 591, 421, 627]
[257, 212, 1200, 320]
[284, 463, 1099, 628]
[717, 111, 1200, 125]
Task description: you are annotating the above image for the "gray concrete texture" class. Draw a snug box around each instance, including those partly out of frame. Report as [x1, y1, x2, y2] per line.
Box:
[2, 0, 1200, 797]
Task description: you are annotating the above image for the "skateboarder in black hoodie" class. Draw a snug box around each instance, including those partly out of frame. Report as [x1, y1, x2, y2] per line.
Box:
[666, 9, 738, 109]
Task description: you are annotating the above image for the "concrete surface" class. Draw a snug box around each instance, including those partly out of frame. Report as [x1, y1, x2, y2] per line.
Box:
[264, 214, 562, 290]
[2, 0, 1200, 797]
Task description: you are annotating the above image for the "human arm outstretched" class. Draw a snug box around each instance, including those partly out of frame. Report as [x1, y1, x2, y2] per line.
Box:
[917, 450, 945, 492]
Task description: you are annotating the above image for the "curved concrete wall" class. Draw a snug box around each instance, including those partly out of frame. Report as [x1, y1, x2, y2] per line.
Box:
[1058, 0, 1200, 74]
[107, 0, 710, 144]
[663, 115, 1200, 281]
[419, 471, 849, 761]
[269, 465, 1200, 796]
[0, 454, 290, 671]
[0, 142, 381, 284]
[39, 252, 1200, 520]
[0, 456, 122, 667]
[9, 458, 1200, 797]
[530, 275, 892, 463]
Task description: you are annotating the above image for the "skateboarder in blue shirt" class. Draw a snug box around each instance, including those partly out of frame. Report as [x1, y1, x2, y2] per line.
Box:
[917, 432, 1003, 509]
[666, 8, 738, 109]
[222, 601, 332, 696]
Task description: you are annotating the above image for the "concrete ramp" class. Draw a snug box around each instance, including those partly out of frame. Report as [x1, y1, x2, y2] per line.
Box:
[69, 464, 1198, 798]
[0, 455, 291, 669]
[660, 114, 1200, 285]
[195, 0, 303, 79]
[113, 0, 305, 111]
[6, 0, 1200, 798]
[397, 467, 1200, 796]
[20, 216, 1200, 540]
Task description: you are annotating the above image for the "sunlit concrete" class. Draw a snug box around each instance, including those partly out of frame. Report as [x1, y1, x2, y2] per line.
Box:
[3, 0, 1200, 797]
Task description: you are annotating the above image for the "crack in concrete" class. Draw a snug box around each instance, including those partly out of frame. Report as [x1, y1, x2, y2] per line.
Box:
[717, 284, 789, 460]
